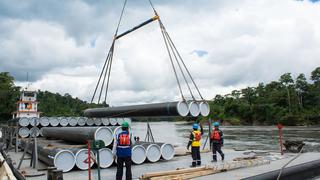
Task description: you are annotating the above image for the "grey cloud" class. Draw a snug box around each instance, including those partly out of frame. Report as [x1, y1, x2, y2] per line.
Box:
[1, 0, 320, 104]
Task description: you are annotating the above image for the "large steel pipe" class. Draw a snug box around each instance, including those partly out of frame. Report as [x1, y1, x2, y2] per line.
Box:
[123, 118, 132, 125]
[73, 148, 94, 170]
[49, 117, 59, 127]
[84, 101, 189, 118]
[86, 118, 94, 126]
[29, 117, 40, 126]
[59, 117, 69, 127]
[18, 127, 30, 138]
[39, 128, 43, 137]
[94, 118, 102, 126]
[68, 117, 78, 127]
[110, 126, 122, 138]
[188, 101, 200, 117]
[116, 118, 124, 125]
[155, 143, 175, 160]
[30, 126, 40, 137]
[19, 117, 30, 127]
[116, 118, 131, 125]
[101, 118, 110, 126]
[21, 140, 75, 172]
[131, 145, 147, 164]
[8, 118, 29, 127]
[42, 127, 114, 146]
[136, 142, 161, 163]
[77, 117, 86, 126]
[109, 118, 118, 126]
[39, 117, 50, 127]
[199, 101, 210, 116]
[42, 148, 75, 172]
[95, 148, 114, 168]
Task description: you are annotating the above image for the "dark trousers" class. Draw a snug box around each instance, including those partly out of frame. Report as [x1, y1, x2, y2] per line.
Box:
[212, 143, 224, 161]
[116, 157, 132, 180]
[191, 146, 201, 166]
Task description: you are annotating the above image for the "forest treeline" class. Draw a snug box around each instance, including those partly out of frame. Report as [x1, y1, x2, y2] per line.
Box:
[205, 67, 320, 126]
[1, 67, 320, 125]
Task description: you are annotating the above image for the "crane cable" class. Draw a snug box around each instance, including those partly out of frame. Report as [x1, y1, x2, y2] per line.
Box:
[158, 18, 186, 101]
[148, 0, 203, 100]
[162, 26, 204, 100]
[92, 0, 204, 104]
[160, 20, 196, 101]
[91, 0, 127, 104]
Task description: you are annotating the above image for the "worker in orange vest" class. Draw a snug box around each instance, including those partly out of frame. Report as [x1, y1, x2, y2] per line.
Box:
[113, 121, 132, 180]
[187, 123, 204, 167]
[210, 122, 224, 162]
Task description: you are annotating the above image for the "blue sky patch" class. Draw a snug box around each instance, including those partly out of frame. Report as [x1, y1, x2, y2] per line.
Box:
[192, 50, 208, 57]
[90, 36, 97, 48]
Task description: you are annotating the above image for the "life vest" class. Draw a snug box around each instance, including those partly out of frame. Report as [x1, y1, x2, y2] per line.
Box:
[210, 130, 221, 140]
[118, 132, 130, 146]
[192, 130, 201, 147]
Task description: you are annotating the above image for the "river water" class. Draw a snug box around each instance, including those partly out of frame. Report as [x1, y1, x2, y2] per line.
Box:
[131, 121, 320, 152]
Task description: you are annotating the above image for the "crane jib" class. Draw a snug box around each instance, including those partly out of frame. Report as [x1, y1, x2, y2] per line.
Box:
[115, 15, 159, 40]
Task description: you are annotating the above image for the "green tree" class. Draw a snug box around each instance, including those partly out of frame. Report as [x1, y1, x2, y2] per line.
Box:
[279, 73, 294, 113]
[0, 72, 20, 121]
[311, 67, 320, 83]
[295, 73, 308, 110]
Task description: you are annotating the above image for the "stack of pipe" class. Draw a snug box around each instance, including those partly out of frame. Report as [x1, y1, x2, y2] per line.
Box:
[20, 131, 174, 171]
[7, 116, 131, 138]
[40, 127, 175, 166]
[134, 142, 175, 163]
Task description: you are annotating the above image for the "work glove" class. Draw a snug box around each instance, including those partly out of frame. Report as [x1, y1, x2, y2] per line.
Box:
[187, 146, 190, 150]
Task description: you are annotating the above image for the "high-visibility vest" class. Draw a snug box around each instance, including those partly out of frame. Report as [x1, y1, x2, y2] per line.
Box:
[117, 132, 131, 148]
[191, 130, 201, 147]
[211, 130, 221, 140]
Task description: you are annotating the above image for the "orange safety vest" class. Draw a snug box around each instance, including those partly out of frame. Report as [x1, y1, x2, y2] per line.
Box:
[210, 130, 221, 140]
[192, 130, 201, 147]
[118, 133, 130, 146]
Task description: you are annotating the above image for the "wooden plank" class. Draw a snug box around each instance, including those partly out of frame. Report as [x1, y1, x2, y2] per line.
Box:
[141, 166, 210, 179]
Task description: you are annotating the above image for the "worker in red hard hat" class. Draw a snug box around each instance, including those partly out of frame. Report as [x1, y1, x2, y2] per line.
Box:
[187, 122, 204, 167]
[210, 122, 224, 162]
[113, 121, 132, 180]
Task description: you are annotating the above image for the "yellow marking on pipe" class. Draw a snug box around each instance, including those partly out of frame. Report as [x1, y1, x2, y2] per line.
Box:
[152, 15, 160, 20]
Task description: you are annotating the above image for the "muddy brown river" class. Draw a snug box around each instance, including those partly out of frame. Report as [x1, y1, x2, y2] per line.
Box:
[131, 122, 320, 152]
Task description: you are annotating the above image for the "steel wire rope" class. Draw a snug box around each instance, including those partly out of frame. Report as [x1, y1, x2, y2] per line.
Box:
[92, 0, 183, 122]
[161, 22, 196, 100]
[97, 43, 113, 104]
[92, 0, 127, 104]
[91, 43, 115, 103]
[161, 21, 204, 100]
[148, 0, 204, 101]
[104, 44, 115, 103]
[148, 0, 157, 15]
[148, 0, 186, 101]
[158, 19, 186, 101]
[103, 0, 128, 104]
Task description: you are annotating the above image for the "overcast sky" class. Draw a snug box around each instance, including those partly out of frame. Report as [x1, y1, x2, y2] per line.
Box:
[1, 0, 320, 105]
